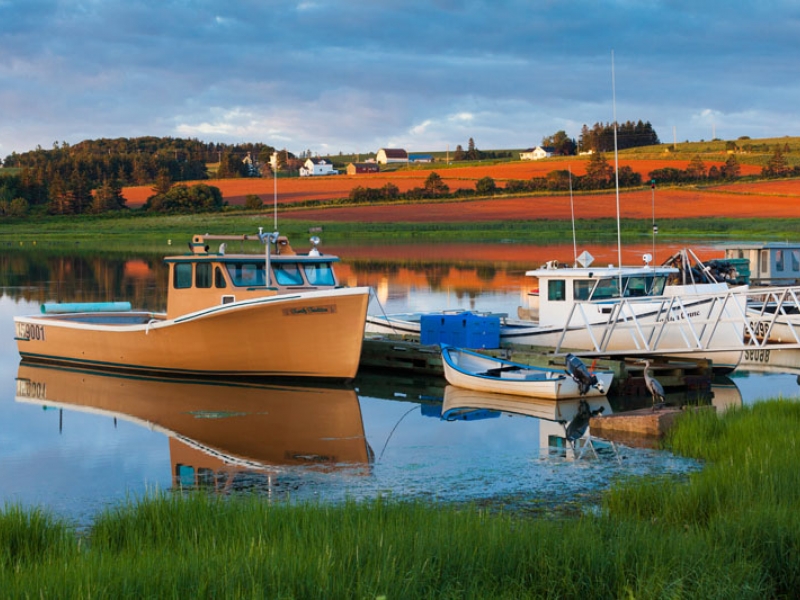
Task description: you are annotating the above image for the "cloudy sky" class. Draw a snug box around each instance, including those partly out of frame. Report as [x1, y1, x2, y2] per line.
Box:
[1, 0, 798, 159]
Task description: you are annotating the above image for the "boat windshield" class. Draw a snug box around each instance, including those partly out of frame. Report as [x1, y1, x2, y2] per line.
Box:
[273, 262, 304, 286]
[588, 275, 668, 300]
[303, 262, 336, 286]
[226, 262, 266, 287]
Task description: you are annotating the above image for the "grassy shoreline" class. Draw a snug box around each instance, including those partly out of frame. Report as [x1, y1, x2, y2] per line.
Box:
[1, 211, 798, 252]
[3, 399, 799, 598]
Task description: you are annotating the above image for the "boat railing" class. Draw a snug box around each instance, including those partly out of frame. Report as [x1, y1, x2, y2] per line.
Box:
[554, 285, 800, 355]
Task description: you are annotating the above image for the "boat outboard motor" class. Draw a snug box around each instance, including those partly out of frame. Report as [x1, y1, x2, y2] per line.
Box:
[565, 399, 605, 441]
[565, 353, 603, 396]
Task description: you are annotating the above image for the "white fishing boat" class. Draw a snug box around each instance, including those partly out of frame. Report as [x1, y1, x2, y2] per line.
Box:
[440, 345, 613, 400]
[367, 254, 749, 373]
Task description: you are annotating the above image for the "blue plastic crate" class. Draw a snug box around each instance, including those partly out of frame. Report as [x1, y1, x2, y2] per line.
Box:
[419, 312, 500, 349]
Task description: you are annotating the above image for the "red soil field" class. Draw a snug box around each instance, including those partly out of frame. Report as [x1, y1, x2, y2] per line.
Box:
[121, 159, 789, 221]
[293, 187, 800, 222]
[711, 179, 800, 195]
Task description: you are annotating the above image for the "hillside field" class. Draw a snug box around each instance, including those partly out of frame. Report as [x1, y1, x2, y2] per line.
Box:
[121, 156, 799, 222]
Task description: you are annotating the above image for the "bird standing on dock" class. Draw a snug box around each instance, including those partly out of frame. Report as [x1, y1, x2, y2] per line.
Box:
[642, 360, 666, 410]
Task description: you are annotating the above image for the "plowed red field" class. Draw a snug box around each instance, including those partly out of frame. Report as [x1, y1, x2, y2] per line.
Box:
[122, 158, 792, 221]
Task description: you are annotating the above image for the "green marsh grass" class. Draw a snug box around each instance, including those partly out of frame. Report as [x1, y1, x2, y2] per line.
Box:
[4, 400, 800, 597]
[1, 211, 799, 253]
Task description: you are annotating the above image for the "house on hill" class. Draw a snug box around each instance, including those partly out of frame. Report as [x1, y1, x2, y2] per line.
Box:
[347, 162, 380, 175]
[376, 148, 408, 164]
[409, 154, 433, 163]
[520, 146, 555, 160]
[299, 157, 338, 177]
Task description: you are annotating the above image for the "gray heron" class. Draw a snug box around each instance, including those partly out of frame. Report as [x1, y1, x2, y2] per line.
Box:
[642, 359, 666, 410]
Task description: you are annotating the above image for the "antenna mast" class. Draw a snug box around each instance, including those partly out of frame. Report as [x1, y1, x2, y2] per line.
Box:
[612, 50, 622, 279]
[569, 165, 577, 266]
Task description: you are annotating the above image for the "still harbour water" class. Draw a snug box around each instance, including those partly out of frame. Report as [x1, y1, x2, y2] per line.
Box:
[1, 243, 799, 527]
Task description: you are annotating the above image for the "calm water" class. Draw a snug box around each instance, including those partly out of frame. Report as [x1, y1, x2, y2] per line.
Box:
[2, 245, 799, 527]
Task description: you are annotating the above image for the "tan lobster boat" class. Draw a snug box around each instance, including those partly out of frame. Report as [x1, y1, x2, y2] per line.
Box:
[14, 230, 370, 379]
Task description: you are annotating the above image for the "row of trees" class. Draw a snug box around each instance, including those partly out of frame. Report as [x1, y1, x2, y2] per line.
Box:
[536, 121, 659, 157]
[451, 138, 514, 162]
[0, 137, 276, 216]
[579, 121, 660, 153]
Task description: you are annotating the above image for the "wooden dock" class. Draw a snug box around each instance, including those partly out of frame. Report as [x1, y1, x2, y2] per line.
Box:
[360, 334, 713, 398]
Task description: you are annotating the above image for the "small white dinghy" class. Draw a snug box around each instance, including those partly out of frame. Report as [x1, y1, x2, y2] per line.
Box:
[440, 345, 613, 400]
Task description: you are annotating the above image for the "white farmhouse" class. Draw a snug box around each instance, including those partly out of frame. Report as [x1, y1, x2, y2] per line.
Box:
[300, 158, 338, 177]
[520, 146, 556, 160]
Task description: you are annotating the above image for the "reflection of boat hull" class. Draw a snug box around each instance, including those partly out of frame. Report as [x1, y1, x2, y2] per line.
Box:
[15, 361, 371, 473]
[15, 287, 370, 378]
[441, 345, 613, 400]
[442, 385, 611, 422]
[741, 347, 800, 372]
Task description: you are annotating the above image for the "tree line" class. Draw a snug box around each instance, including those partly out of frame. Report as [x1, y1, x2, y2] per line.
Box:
[0, 137, 276, 216]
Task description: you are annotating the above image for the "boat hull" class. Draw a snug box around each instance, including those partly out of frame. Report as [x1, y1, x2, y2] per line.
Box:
[15, 287, 370, 379]
[441, 346, 613, 400]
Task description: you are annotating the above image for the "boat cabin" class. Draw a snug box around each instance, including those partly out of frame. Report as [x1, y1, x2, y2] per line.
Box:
[165, 233, 343, 319]
[719, 242, 800, 286]
[524, 264, 678, 327]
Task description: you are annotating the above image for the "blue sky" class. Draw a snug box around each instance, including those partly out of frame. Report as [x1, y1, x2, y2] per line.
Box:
[1, 0, 799, 159]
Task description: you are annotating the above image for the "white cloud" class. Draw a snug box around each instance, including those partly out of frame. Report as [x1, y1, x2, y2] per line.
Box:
[2, 0, 799, 157]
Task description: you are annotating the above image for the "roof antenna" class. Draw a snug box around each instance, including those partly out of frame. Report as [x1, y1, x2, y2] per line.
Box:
[612, 49, 623, 289]
[569, 165, 577, 267]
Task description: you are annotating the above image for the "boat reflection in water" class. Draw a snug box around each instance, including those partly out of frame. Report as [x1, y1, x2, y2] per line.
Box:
[15, 361, 373, 492]
[441, 385, 613, 460]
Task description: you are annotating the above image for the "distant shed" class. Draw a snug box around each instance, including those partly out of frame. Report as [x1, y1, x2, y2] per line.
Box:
[347, 162, 381, 175]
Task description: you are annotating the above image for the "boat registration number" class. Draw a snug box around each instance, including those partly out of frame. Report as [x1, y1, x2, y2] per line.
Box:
[743, 349, 771, 363]
[16, 322, 46, 341]
[16, 378, 46, 400]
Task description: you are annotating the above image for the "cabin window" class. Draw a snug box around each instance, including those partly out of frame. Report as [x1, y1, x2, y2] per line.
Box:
[196, 263, 212, 288]
[174, 263, 193, 289]
[761, 250, 769, 273]
[273, 262, 305, 286]
[650, 276, 667, 295]
[623, 276, 648, 297]
[226, 262, 266, 287]
[304, 263, 336, 286]
[792, 251, 800, 272]
[776, 250, 785, 272]
[197, 468, 215, 487]
[176, 464, 195, 487]
[573, 280, 595, 301]
[591, 278, 620, 300]
[214, 266, 227, 288]
[548, 280, 566, 301]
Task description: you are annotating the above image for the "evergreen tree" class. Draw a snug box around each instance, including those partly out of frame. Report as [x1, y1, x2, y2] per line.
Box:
[584, 152, 614, 188]
[423, 172, 449, 197]
[721, 154, 741, 180]
[686, 155, 707, 180]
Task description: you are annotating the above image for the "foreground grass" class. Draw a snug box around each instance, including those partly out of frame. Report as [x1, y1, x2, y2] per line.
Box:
[3, 400, 800, 598]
